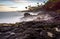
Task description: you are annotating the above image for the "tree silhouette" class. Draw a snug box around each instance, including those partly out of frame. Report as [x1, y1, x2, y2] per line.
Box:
[37, 2, 39, 7]
[25, 7, 27, 9]
[43, 1, 45, 3]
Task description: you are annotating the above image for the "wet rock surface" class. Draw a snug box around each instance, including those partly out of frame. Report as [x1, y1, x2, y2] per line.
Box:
[21, 11, 60, 24]
[0, 11, 60, 39]
[0, 21, 60, 39]
[24, 13, 31, 17]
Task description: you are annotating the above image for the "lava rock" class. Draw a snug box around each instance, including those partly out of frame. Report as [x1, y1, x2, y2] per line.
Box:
[24, 13, 31, 17]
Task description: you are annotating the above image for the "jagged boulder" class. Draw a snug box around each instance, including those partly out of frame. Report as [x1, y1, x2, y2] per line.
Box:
[24, 13, 31, 17]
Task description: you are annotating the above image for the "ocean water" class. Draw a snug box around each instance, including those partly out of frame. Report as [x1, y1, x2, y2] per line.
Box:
[0, 12, 39, 23]
[0, 12, 24, 23]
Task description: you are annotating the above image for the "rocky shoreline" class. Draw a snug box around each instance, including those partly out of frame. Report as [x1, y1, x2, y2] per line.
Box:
[0, 21, 60, 39]
[0, 11, 60, 39]
[0, 0, 60, 39]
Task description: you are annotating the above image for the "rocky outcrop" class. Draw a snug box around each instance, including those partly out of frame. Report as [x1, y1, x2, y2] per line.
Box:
[0, 21, 60, 39]
[24, 13, 31, 17]
[21, 11, 60, 24]
[0, 11, 60, 39]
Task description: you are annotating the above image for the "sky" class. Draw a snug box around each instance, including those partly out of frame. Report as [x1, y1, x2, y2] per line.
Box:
[0, 0, 48, 12]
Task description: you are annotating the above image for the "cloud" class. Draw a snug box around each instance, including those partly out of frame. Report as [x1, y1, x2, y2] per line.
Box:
[12, 0, 40, 3]
[0, 0, 48, 12]
[0, 4, 6, 6]
[0, 5, 17, 12]
[12, 0, 46, 2]
[0, 0, 10, 1]
[0, 0, 47, 2]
